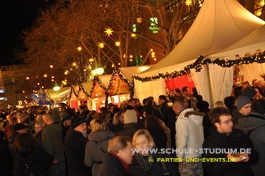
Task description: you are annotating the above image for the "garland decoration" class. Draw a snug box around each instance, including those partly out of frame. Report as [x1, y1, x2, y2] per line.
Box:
[133, 51, 265, 82]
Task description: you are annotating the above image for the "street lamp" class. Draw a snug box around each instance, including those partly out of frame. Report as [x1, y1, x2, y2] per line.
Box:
[53, 81, 60, 91]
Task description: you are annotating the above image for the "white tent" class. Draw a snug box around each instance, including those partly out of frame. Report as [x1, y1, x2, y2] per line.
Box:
[134, 0, 264, 104]
[205, 24, 265, 100]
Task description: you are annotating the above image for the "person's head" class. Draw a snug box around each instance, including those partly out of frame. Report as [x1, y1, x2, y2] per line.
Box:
[191, 96, 198, 108]
[79, 105, 86, 113]
[192, 87, 198, 95]
[158, 95, 167, 105]
[256, 78, 265, 88]
[182, 86, 189, 96]
[62, 115, 72, 127]
[89, 110, 97, 119]
[242, 87, 256, 99]
[196, 101, 210, 112]
[34, 122, 45, 134]
[132, 129, 155, 156]
[209, 107, 233, 133]
[224, 96, 236, 107]
[113, 110, 125, 125]
[172, 96, 187, 115]
[169, 90, 175, 97]
[236, 96, 252, 116]
[124, 109, 138, 124]
[72, 117, 87, 135]
[214, 101, 225, 108]
[99, 107, 108, 115]
[252, 79, 257, 86]
[108, 136, 133, 165]
[233, 86, 242, 98]
[146, 97, 154, 106]
[252, 99, 265, 114]
[241, 81, 250, 89]
[108, 104, 116, 113]
[90, 119, 108, 132]
[42, 113, 55, 125]
[127, 99, 136, 108]
[175, 88, 182, 96]
[15, 133, 37, 153]
[254, 87, 262, 98]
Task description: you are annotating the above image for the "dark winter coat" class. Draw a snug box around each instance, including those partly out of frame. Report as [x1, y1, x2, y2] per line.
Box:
[13, 146, 53, 176]
[203, 128, 258, 176]
[130, 152, 179, 176]
[84, 130, 114, 176]
[115, 123, 139, 139]
[97, 152, 132, 176]
[235, 112, 265, 176]
[64, 129, 91, 176]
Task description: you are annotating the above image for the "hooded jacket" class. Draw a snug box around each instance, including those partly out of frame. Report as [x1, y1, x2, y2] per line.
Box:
[85, 130, 114, 176]
[175, 108, 204, 158]
[235, 112, 265, 176]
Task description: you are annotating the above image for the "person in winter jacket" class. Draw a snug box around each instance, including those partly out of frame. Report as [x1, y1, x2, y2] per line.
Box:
[235, 99, 265, 176]
[173, 96, 204, 176]
[84, 119, 114, 176]
[97, 136, 133, 176]
[203, 107, 258, 176]
[64, 117, 92, 176]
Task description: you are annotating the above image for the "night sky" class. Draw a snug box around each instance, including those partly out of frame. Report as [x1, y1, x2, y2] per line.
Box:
[0, 0, 40, 66]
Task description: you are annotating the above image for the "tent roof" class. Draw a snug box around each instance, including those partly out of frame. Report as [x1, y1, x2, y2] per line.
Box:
[98, 74, 111, 88]
[119, 65, 151, 81]
[208, 24, 265, 59]
[141, 0, 264, 76]
[81, 82, 93, 93]
[45, 87, 70, 100]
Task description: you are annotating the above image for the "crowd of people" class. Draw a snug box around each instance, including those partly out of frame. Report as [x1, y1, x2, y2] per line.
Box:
[0, 80, 265, 176]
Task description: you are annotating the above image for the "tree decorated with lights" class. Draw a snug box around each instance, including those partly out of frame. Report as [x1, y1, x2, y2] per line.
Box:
[20, 0, 265, 86]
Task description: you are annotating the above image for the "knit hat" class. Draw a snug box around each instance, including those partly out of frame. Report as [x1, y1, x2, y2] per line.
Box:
[71, 117, 86, 129]
[242, 87, 256, 99]
[124, 110, 138, 124]
[13, 123, 29, 131]
[236, 96, 252, 110]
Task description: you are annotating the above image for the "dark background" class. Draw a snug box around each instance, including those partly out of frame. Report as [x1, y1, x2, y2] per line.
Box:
[0, 0, 41, 66]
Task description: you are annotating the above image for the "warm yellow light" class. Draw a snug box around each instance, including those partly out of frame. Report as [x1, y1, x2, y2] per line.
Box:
[50, 65, 53, 68]
[41, 86, 44, 89]
[185, 0, 192, 6]
[89, 58, 94, 62]
[77, 46, 82, 51]
[37, 83, 40, 85]
[111, 64, 115, 67]
[22, 90, 25, 94]
[64, 70, 69, 75]
[118, 63, 121, 66]
[256, 10, 262, 16]
[261, 0, 265, 6]
[43, 74, 47, 78]
[104, 27, 114, 36]
[131, 33, 136, 38]
[53, 86, 60, 91]
[91, 67, 104, 76]
[51, 79, 54, 82]
[129, 55, 133, 58]
[154, 58, 157, 61]
[26, 77, 29, 80]
[151, 51, 155, 58]
[72, 62, 77, 67]
[98, 42, 105, 49]
[51, 76, 54, 78]
[130, 59, 133, 62]
[115, 41, 120, 46]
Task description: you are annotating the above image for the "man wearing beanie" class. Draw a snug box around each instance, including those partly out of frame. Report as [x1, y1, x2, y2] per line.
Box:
[233, 96, 252, 126]
[64, 117, 92, 176]
[116, 109, 139, 139]
[242, 87, 256, 100]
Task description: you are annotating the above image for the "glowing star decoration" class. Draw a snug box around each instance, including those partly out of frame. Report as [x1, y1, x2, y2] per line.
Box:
[185, 0, 192, 6]
[136, 17, 142, 24]
[98, 42, 105, 48]
[104, 27, 113, 36]
[131, 33, 136, 38]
